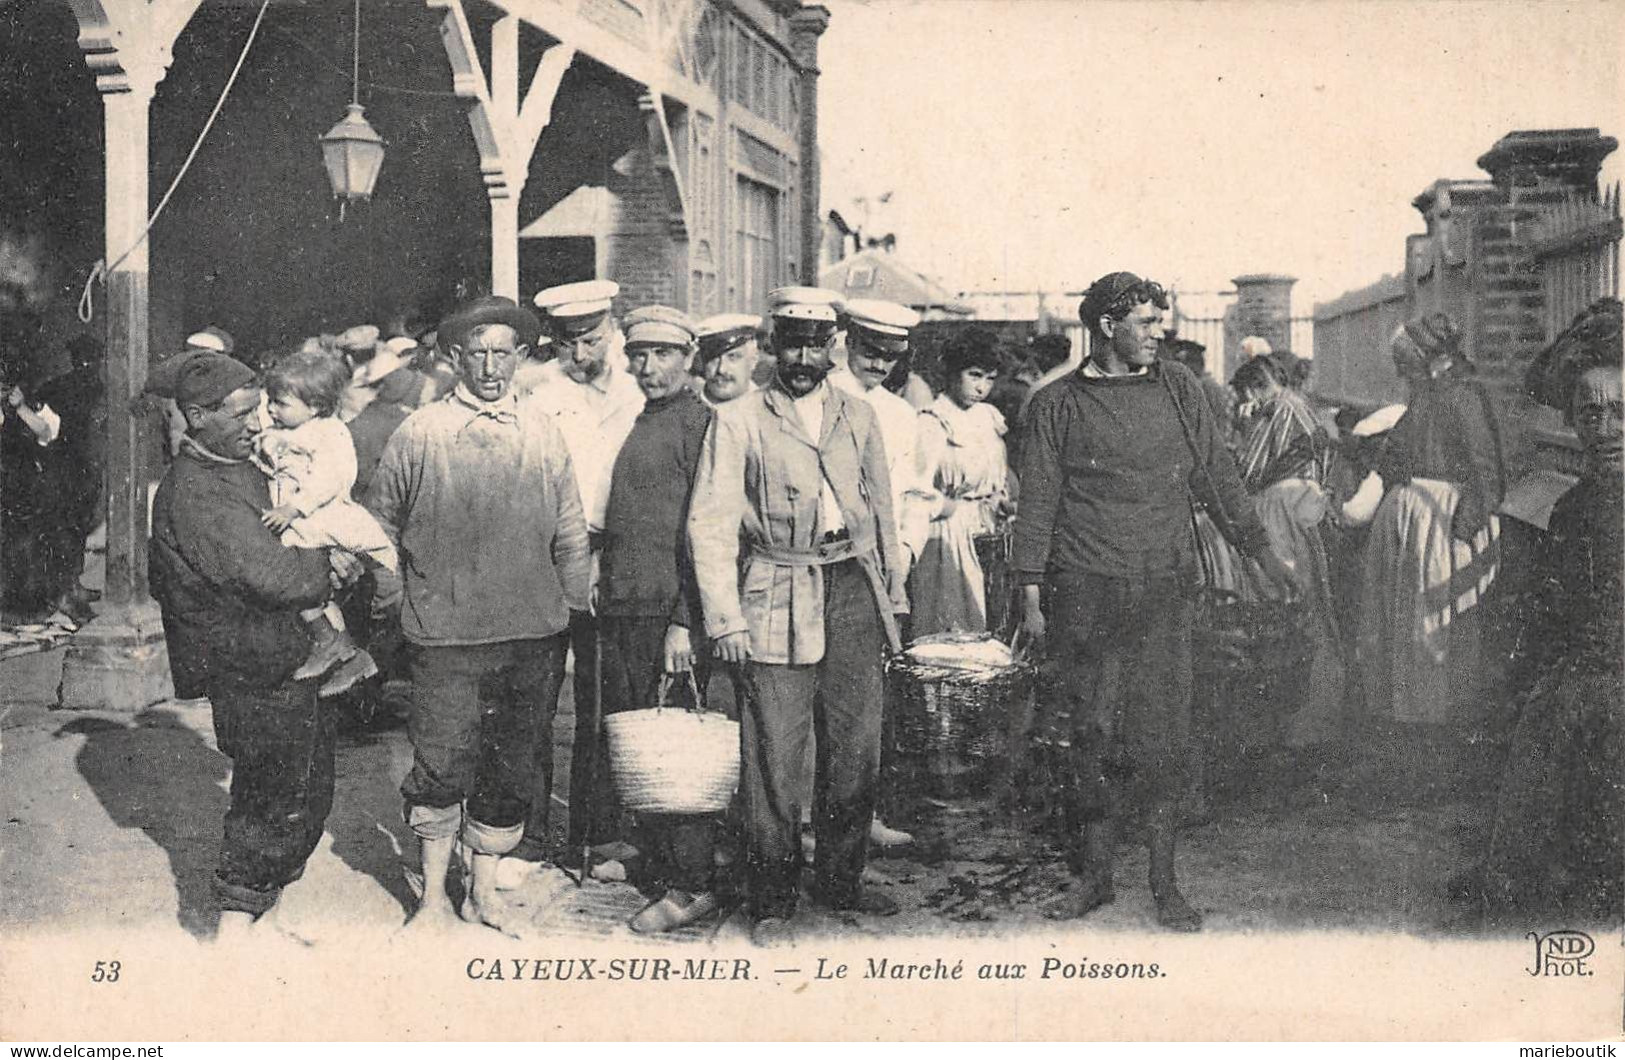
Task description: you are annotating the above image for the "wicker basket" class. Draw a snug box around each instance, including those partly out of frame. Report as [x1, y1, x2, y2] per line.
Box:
[604, 672, 739, 815]
[888, 632, 1035, 760]
[1193, 590, 1314, 687]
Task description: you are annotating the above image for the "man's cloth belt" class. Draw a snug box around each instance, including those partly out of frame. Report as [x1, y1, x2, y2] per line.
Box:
[749, 531, 902, 653]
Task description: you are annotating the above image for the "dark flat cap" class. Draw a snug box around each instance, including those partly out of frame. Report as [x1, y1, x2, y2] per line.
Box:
[145, 350, 258, 408]
[438, 295, 541, 350]
[1079, 271, 1166, 327]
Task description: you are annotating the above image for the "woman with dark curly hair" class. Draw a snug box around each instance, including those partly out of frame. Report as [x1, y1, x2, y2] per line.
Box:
[1479, 298, 1622, 924]
[1358, 312, 1508, 726]
[911, 327, 1013, 635]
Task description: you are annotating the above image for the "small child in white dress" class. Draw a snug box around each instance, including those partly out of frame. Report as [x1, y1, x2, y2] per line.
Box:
[256, 347, 398, 681]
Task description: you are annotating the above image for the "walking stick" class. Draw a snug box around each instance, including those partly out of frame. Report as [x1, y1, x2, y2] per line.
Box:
[576, 619, 602, 888]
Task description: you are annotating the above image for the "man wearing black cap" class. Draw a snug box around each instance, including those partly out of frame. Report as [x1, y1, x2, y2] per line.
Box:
[148, 349, 351, 940]
[1014, 272, 1295, 932]
[689, 287, 911, 942]
[366, 295, 592, 932]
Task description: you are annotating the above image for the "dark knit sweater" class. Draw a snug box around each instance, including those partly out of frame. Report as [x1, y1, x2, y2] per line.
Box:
[149, 445, 332, 697]
[1012, 360, 1269, 583]
[599, 387, 713, 625]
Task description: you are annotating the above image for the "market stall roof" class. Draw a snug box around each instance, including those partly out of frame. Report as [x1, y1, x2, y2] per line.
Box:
[819, 249, 974, 315]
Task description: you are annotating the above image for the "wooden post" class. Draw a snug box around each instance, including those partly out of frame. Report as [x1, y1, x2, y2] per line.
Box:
[99, 89, 153, 611]
[60, 0, 201, 710]
[490, 192, 520, 300]
[488, 15, 520, 298]
[431, 1, 576, 300]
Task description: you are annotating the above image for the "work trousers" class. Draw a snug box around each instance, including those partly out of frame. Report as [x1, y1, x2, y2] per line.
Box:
[741, 559, 886, 917]
[1036, 570, 1196, 874]
[402, 637, 567, 855]
[600, 615, 731, 894]
[208, 675, 335, 916]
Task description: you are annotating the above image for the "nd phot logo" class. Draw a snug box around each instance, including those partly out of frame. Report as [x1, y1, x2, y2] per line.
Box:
[1526, 929, 1595, 977]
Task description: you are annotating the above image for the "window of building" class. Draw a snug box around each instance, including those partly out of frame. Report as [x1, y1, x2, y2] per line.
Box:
[737, 177, 781, 312]
[728, 17, 795, 132]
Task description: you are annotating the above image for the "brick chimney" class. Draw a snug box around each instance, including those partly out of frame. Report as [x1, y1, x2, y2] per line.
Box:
[788, 6, 831, 286]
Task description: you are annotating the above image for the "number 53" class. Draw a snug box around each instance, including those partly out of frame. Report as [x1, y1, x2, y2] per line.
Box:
[91, 960, 121, 983]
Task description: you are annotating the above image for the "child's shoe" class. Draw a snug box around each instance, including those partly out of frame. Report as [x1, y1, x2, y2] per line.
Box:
[319, 648, 378, 698]
[294, 619, 357, 681]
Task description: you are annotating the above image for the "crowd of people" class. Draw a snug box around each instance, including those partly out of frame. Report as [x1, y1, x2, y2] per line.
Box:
[13, 265, 1617, 943]
[1, 332, 104, 628]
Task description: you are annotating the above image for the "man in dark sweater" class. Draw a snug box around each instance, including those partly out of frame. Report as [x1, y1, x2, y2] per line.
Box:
[1014, 272, 1295, 932]
[147, 349, 349, 941]
[597, 306, 726, 933]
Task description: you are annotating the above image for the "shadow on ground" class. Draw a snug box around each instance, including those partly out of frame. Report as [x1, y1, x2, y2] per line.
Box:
[61, 708, 227, 939]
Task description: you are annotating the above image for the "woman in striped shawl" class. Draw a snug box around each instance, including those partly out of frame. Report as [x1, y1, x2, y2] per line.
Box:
[1214, 354, 1344, 745]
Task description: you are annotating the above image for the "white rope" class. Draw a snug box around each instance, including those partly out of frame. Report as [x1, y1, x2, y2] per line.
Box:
[78, 0, 272, 323]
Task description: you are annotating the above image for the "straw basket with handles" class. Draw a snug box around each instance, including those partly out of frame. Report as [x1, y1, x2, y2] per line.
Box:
[604, 670, 740, 815]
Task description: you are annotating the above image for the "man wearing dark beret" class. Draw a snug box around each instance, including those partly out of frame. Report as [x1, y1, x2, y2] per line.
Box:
[1015, 272, 1296, 932]
[147, 349, 354, 941]
[366, 295, 592, 932]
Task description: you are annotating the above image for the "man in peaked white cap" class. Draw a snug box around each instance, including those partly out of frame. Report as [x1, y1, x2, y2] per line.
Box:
[830, 299, 931, 573]
[826, 297, 933, 850]
[523, 278, 645, 863]
[688, 285, 911, 941]
[692, 313, 761, 407]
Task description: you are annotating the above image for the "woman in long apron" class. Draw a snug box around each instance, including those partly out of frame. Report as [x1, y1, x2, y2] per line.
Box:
[911, 333, 1013, 637]
[1358, 312, 1508, 728]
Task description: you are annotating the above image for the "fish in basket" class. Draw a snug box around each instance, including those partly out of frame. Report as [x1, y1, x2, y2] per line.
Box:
[603, 671, 740, 815]
[887, 632, 1036, 760]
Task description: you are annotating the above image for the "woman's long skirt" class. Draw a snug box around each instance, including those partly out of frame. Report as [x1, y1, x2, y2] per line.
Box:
[1358, 477, 1500, 726]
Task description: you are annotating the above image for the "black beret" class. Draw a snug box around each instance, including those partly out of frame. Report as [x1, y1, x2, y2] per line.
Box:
[145, 350, 257, 408]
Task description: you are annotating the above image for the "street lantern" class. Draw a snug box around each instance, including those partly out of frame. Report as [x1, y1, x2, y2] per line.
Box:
[319, 0, 384, 219]
[319, 102, 385, 213]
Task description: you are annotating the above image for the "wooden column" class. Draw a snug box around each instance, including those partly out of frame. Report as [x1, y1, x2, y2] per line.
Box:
[99, 89, 153, 611]
[61, 0, 201, 710]
[432, 1, 575, 300]
[487, 15, 521, 298]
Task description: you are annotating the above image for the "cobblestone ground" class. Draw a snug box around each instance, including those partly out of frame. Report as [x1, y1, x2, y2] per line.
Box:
[1, 648, 1517, 949]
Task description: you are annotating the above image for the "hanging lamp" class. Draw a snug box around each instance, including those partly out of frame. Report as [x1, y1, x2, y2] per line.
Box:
[318, 0, 385, 219]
